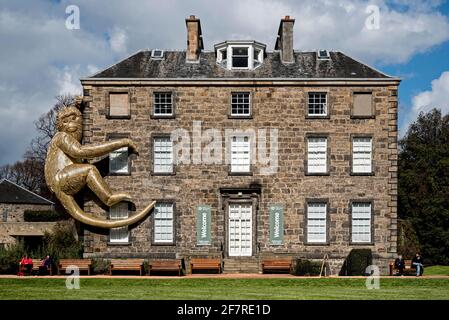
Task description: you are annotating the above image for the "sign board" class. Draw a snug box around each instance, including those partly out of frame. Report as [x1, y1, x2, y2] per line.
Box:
[269, 204, 284, 245]
[196, 205, 211, 245]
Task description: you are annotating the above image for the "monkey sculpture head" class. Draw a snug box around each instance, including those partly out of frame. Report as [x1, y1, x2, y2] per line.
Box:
[56, 105, 83, 142]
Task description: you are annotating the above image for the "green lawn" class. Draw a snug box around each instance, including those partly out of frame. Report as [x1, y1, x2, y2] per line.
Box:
[425, 265, 449, 276]
[1, 278, 449, 300]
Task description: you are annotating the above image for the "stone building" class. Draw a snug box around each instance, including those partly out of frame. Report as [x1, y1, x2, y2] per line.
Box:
[0, 179, 55, 248]
[79, 16, 399, 274]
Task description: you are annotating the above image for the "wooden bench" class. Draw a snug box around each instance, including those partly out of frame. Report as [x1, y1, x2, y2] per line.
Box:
[32, 259, 52, 276]
[149, 260, 182, 276]
[262, 259, 293, 274]
[58, 259, 92, 275]
[389, 259, 416, 276]
[190, 258, 222, 274]
[109, 259, 144, 276]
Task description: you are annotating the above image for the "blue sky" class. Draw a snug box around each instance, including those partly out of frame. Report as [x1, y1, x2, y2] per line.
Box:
[0, 0, 449, 165]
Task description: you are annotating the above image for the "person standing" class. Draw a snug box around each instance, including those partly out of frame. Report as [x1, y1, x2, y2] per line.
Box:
[412, 253, 424, 277]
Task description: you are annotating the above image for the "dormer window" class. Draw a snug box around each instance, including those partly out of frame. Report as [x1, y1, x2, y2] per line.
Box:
[215, 41, 266, 71]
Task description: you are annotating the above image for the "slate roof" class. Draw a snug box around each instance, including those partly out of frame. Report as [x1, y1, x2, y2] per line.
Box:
[89, 50, 392, 79]
[0, 179, 53, 205]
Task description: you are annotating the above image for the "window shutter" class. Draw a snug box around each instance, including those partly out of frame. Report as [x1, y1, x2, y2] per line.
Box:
[353, 93, 372, 117]
[352, 202, 372, 243]
[231, 136, 251, 172]
[153, 137, 173, 173]
[353, 137, 372, 173]
[109, 93, 129, 117]
[109, 203, 129, 243]
[154, 203, 174, 243]
[307, 203, 327, 243]
[307, 137, 327, 173]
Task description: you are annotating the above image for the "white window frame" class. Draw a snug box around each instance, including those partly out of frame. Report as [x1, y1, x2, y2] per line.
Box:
[228, 45, 253, 70]
[154, 202, 174, 244]
[153, 92, 173, 116]
[109, 146, 129, 174]
[109, 203, 129, 243]
[308, 92, 328, 117]
[231, 92, 251, 117]
[307, 137, 327, 174]
[351, 202, 372, 243]
[153, 136, 173, 174]
[230, 135, 251, 173]
[352, 137, 373, 174]
[307, 202, 327, 243]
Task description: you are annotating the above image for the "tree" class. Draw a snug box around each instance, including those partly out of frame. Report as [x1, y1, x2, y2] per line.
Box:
[398, 108, 449, 264]
[0, 95, 75, 198]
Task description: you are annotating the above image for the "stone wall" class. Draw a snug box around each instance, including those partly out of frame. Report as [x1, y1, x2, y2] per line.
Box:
[81, 83, 398, 275]
[0, 203, 55, 245]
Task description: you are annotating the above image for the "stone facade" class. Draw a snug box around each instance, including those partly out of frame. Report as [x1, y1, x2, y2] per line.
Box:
[80, 82, 399, 274]
[0, 203, 56, 246]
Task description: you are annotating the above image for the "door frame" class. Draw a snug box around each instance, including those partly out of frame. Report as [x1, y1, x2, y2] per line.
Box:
[222, 190, 259, 258]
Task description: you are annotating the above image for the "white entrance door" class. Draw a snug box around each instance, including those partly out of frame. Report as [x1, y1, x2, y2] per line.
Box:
[228, 203, 252, 257]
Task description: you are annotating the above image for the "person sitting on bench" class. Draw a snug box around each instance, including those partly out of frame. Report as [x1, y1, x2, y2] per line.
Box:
[39, 255, 52, 275]
[19, 255, 33, 275]
[394, 255, 406, 276]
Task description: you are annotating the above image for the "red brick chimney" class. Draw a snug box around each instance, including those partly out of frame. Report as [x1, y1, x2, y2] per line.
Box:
[185, 15, 204, 62]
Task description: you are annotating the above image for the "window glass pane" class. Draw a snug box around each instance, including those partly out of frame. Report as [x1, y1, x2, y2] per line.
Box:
[109, 147, 128, 174]
[153, 92, 173, 115]
[232, 47, 248, 55]
[231, 92, 250, 116]
[308, 92, 327, 116]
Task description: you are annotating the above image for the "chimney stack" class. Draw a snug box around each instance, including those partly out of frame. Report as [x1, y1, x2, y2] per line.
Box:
[275, 16, 295, 64]
[185, 15, 204, 62]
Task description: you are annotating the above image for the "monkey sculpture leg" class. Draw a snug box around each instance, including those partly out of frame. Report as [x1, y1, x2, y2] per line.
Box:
[57, 164, 132, 207]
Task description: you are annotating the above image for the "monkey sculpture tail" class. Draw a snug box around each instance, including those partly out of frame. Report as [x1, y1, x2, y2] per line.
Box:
[57, 192, 155, 228]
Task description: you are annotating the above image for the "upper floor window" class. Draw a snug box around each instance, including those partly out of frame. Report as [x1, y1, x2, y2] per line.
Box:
[230, 136, 251, 173]
[352, 137, 373, 174]
[153, 92, 173, 117]
[109, 147, 129, 175]
[153, 136, 173, 174]
[109, 93, 130, 118]
[308, 92, 327, 117]
[215, 41, 266, 71]
[231, 92, 251, 117]
[307, 136, 328, 174]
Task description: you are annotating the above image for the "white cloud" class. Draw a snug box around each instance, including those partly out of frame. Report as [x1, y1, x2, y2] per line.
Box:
[400, 71, 449, 134]
[0, 0, 449, 164]
[109, 27, 128, 55]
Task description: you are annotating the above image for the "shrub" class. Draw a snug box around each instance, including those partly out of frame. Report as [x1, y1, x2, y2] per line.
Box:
[24, 210, 67, 222]
[339, 249, 373, 276]
[294, 259, 322, 276]
[398, 219, 421, 259]
[0, 241, 26, 274]
[43, 222, 83, 263]
[91, 258, 110, 275]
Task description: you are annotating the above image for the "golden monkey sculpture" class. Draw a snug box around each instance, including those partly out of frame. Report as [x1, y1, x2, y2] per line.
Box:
[44, 103, 155, 228]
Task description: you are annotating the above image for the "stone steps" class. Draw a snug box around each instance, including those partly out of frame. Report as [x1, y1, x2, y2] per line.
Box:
[223, 258, 260, 274]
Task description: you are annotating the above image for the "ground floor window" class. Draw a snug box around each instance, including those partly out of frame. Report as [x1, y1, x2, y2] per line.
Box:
[351, 202, 372, 243]
[154, 202, 174, 244]
[306, 202, 327, 243]
[109, 203, 129, 243]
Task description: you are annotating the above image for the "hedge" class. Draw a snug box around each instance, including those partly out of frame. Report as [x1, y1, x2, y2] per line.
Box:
[23, 210, 66, 222]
